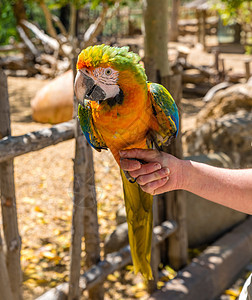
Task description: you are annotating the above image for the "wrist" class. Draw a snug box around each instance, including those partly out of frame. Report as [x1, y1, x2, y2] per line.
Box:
[175, 159, 192, 190]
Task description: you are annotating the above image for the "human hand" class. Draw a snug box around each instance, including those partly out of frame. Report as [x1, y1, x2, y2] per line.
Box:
[119, 148, 183, 195]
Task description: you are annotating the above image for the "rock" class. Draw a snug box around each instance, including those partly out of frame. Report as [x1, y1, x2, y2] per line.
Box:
[185, 152, 232, 168]
[116, 205, 126, 225]
[31, 70, 73, 124]
[197, 82, 252, 126]
[185, 152, 247, 247]
[184, 110, 252, 168]
[247, 76, 252, 86]
[104, 222, 128, 255]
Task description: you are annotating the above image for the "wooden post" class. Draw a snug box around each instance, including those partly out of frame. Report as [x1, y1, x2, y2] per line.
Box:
[143, 0, 187, 278]
[201, 10, 206, 50]
[148, 197, 161, 293]
[68, 53, 103, 299]
[143, 0, 171, 291]
[83, 142, 103, 300]
[68, 118, 85, 300]
[68, 56, 85, 300]
[161, 66, 188, 271]
[0, 69, 22, 300]
[196, 10, 201, 44]
[245, 60, 251, 81]
[197, 9, 206, 50]
[170, 0, 180, 42]
[0, 229, 13, 300]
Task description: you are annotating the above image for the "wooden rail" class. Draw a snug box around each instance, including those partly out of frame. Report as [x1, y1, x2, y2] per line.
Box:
[0, 120, 75, 163]
[36, 220, 178, 300]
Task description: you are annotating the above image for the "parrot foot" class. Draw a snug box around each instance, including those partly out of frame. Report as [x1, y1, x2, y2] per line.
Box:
[122, 158, 148, 184]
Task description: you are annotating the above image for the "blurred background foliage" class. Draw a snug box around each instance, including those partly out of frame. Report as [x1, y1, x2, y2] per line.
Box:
[0, 0, 138, 45]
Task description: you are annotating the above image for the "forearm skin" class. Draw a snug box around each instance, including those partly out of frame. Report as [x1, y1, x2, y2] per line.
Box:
[180, 160, 252, 215]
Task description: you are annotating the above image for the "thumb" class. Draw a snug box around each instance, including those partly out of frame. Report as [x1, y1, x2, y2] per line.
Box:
[119, 148, 160, 162]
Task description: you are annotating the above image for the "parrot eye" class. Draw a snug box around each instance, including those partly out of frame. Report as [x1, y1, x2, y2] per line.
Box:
[104, 68, 112, 76]
[83, 68, 91, 75]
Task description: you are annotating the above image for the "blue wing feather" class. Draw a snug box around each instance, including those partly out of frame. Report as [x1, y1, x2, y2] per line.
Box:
[148, 83, 179, 147]
[78, 103, 107, 151]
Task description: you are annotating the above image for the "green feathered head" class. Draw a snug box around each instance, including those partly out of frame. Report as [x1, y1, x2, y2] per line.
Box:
[76, 44, 147, 84]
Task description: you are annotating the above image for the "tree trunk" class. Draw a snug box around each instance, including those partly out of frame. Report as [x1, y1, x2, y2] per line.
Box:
[170, 0, 180, 42]
[143, 0, 170, 82]
[12, 0, 30, 37]
[69, 3, 77, 40]
[60, 5, 70, 33]
[0, 230, 13, 300]
[143, 0, 188, 274]
[39, 0, 58, 39]
[143, 0, 170, 291]
[161, 68, 188, 271]
[0, 69, 22, 300]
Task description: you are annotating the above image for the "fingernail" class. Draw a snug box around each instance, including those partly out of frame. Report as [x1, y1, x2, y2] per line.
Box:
[134, 162, 141, 169]
[164, 168, 170, 175]
[119, 150, 126, 157]
[154, 163, 161, 170]
[162, 177, 169, 182]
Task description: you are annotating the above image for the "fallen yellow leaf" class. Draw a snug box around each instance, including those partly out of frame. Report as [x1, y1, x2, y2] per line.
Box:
[34, 206, 42, 212]
[157, 281, 165, 289]
[225, 289, 239, 297]
[135, 290, 147, 298]
[107, 274, 117, 282]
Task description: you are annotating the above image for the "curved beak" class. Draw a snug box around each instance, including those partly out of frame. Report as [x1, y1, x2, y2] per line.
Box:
[74, 70, 106, 102]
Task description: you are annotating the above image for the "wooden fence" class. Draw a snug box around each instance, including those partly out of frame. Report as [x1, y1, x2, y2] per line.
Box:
[0, 68, 187, 300]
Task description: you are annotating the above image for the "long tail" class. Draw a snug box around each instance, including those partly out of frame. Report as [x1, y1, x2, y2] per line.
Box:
[120, 170, 153, 280]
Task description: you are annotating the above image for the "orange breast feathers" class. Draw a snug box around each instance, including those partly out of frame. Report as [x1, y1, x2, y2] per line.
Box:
[90, 72, 153, 164]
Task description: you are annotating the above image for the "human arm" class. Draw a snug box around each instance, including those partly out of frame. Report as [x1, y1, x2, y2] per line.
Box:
[119, 148, 252, 215]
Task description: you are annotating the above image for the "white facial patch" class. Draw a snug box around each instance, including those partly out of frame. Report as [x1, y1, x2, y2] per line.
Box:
[93, 67, 119, 85]
[93, 67, 120, 99]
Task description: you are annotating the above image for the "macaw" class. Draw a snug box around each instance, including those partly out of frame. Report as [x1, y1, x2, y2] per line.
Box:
[74, 44, 179, 280]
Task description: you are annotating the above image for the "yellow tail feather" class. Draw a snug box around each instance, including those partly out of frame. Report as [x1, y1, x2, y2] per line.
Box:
[120, 170, 153, 280]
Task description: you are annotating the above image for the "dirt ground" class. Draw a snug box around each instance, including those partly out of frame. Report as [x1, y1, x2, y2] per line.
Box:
[1, 44, 251, 299]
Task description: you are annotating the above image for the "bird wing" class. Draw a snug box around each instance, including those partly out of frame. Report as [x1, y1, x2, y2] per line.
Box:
[147, 82, 179, 149]
[78, 103, 108, 151]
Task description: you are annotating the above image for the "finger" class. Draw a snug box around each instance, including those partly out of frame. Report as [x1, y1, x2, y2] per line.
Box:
[136, 168, 170, 185]
[152, 184, 171, 195]
[119, 148, 160, 162]
[140, 177, 169, 195]
[129, 162, 162, 178]
[120, 158, 141, 171]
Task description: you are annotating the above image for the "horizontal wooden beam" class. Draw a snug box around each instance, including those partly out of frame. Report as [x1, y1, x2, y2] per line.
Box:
[36, 220, 177, 300]
[150, 216, 252, 300]
[0, 120, 75, 163]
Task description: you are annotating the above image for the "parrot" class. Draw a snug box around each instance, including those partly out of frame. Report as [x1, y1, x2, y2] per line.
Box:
[74, 44, 179, 280]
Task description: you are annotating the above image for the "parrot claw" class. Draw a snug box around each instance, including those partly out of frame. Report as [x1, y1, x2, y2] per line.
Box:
[129, 177, 137, 183]
[123, 170, 136, 184]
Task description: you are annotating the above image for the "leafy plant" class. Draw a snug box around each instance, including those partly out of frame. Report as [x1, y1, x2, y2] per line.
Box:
[212, 0, 252, 26]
